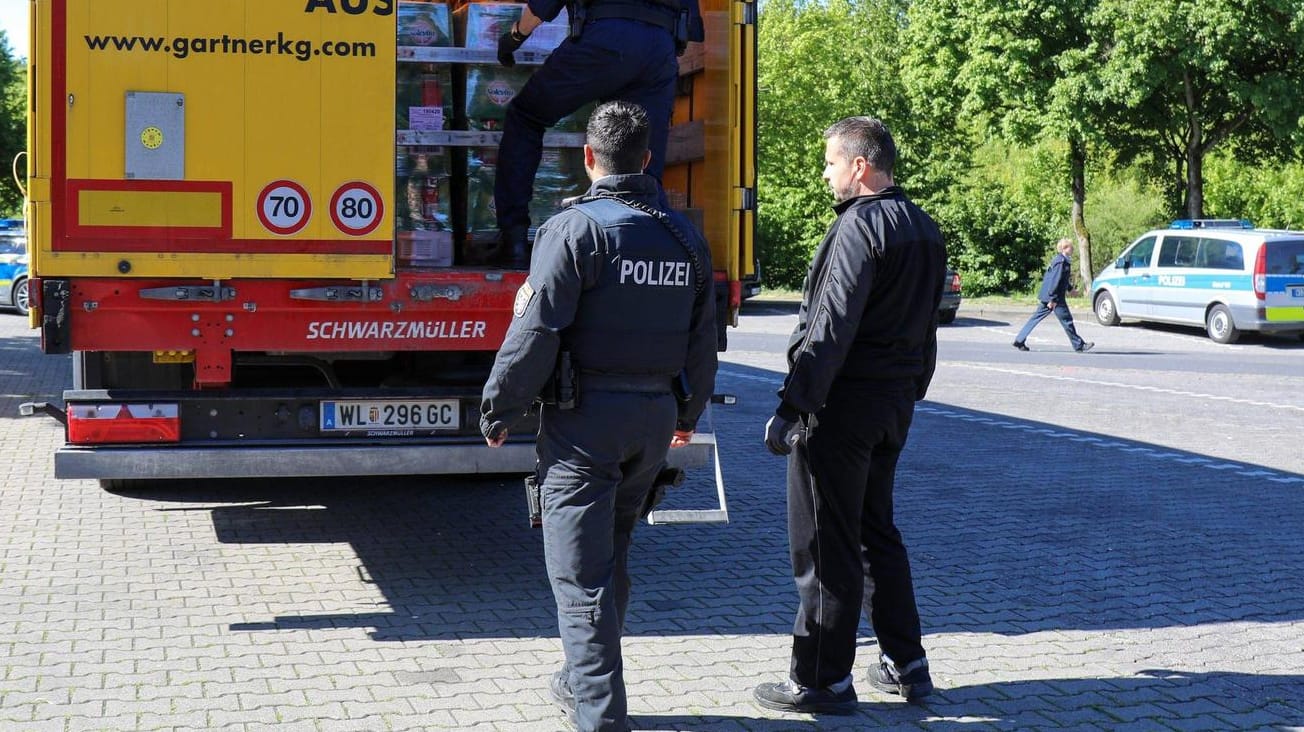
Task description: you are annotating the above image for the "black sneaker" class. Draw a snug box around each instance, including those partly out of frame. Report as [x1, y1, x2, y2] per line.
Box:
[1076, 341, 1095, 353]
[868, 655, 933, 702]
[548, 670, 578, 726]
[753, 675, 857, 714]
[1012, 341, 1030, 351]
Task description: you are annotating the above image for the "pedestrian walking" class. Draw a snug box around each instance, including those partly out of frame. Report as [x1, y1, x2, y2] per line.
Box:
[480, 101, 717, 731]
[753, 116, 945, 713]
[1012, 238, 1094, 352]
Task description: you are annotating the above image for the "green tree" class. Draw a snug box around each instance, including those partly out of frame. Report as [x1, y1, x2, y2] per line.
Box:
[756, 0, 912, 290]
[1084, 0, 1304, 218]
[0, 31, 25, 217]
[902, 0, 1102, 290]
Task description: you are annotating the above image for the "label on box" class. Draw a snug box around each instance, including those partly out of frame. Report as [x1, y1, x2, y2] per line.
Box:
[409, 106, 445, 131]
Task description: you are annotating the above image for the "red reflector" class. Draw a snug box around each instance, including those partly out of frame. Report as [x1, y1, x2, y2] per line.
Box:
[729, 280, 742, 309]
[66, 404, 181, 445]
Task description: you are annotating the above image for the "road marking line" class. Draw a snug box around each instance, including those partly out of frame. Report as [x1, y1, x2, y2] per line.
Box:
[717, 367, 1303, 482]
[948, 361, 1304, 413]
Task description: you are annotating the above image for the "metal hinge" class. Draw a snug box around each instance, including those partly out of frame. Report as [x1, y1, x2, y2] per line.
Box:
[289, 286, 384, 302]
[742, 0, 757, 24]
[139, 285, 236, 302]
[408, 284, 464, 302]
[734, 186, 757, 211]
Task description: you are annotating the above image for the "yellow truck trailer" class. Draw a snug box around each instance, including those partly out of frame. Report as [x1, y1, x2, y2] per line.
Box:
[22, 0, 754, 489]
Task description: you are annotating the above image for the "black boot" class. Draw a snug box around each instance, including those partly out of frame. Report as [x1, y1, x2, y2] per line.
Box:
[499, 224, 530, 269]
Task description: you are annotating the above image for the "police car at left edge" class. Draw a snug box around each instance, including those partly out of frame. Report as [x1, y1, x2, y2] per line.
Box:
[0, 219, 30, 317]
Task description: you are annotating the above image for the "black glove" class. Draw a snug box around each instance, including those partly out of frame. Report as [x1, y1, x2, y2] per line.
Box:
[764, 415, 798, 456]
[497, 27, 527, 67]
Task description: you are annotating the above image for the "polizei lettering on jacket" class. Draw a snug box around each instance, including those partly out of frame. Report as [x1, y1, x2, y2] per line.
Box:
[619, 258, 691, 287]
[306, 320, 488, 340]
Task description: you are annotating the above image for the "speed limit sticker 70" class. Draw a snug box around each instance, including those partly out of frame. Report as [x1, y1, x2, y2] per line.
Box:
[256, 180, 312, 236]
[330, 181, 384, 236]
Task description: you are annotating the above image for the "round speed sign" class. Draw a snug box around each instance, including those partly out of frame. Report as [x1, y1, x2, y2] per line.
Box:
[330, 181, 384, 236]
[256, 180, 312, 236]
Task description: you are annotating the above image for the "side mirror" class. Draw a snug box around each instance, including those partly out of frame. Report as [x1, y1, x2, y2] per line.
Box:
[1117, 257, 1129, 273]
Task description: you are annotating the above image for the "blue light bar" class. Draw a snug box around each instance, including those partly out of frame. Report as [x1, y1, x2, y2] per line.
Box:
[1169, 219, 1253, 230]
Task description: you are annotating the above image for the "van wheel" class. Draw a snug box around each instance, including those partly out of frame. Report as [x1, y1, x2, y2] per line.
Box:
[12, 277, 28, 316]
[1205, 304, 1240, 344]
[1094, 291, 1120, 326]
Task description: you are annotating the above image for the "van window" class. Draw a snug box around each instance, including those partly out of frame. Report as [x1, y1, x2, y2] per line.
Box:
[1157, 236, 1244, 270]
[1157, 236, 1198, 267]
[1197, 238, 1243, 270]
[1265, 239, 1304, 275]
[1123, 236, 1156, 268]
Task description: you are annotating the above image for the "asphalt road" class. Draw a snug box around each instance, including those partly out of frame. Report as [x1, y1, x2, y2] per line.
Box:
[1, 302, 1302, 731]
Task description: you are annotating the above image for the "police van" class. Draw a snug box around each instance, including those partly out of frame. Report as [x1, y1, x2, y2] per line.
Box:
[1090, 219, 1304, 344]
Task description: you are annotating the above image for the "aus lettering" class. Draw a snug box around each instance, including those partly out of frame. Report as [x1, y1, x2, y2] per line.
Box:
[305, 0, 394, 16]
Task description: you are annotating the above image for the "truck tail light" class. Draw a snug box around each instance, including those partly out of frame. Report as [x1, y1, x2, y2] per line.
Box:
[1253, 245, 1267, 300]
[66, 404, 181, 445]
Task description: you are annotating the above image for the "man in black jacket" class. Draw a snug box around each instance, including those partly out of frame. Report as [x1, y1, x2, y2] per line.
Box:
[754, 116, 945, 713]
[1012, 238, 1094, 352]
[481, 101, 716, 731]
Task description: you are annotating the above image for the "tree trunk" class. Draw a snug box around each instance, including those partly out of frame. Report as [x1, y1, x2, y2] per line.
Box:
[1068, 137, 1093, 292]
[1183, 69, 1204, 218]
[1186, 135, 1204, 218]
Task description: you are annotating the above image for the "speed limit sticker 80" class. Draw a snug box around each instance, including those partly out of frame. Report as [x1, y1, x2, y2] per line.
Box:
[330, 181, 384, 236]
[256, 180, 312, 236]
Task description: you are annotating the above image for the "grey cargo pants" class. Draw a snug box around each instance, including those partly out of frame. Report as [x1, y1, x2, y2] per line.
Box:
[537, 389, 677, 731]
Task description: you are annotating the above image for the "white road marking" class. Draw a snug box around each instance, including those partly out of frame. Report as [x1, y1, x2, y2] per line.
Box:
[716, 366, 1304, 485]
[947, 361, 1304, 413]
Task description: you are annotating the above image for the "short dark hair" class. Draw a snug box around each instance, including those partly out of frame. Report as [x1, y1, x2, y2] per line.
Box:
[586, 101, 650, 174]
[823, 116, 896, 176]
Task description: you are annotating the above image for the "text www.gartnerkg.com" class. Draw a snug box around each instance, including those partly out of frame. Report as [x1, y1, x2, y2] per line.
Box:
[84, 33, 377, 61]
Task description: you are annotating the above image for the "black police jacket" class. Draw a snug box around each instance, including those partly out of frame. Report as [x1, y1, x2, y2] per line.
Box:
[480, 173, 717, 438]
[776, 186, 947, 421]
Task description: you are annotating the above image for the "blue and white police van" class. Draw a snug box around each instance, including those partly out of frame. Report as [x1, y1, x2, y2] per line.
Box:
[0, 218, 28, 317]
[1090, 219, 1304, 344]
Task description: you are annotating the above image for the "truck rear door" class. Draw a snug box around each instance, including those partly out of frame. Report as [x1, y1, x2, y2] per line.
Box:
[30, 0, 396, 282]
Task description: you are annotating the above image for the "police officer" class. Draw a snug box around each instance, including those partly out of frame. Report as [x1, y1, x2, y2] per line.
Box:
[753, 117, 946, 713]
[494, 0, 704, 267]
[480, 101, 716, 731]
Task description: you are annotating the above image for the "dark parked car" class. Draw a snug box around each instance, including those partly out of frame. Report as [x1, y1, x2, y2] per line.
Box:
[938, 268, 961, 324]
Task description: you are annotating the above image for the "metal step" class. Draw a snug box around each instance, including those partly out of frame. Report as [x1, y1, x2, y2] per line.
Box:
[647, 429, 728, 525]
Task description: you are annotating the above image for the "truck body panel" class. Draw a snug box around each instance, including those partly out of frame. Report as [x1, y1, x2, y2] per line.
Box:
[27, 0, 754, 482]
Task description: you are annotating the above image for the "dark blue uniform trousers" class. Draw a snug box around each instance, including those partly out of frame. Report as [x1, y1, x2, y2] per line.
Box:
[1015, 300, 1087, 349]
[495, 18, 677, 233]
[787, 380, 927, 689]
[538, 390, 678, 731]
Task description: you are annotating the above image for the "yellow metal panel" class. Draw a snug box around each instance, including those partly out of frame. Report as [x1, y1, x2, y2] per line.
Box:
[45, 0, 396, 280]
[78, 189, 223, 228]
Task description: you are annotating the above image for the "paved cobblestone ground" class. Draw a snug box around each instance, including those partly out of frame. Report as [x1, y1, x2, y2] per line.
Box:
[2, 309, 1302, 731]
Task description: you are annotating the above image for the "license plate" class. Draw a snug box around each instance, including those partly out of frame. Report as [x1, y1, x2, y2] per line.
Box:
[320, 399, 459, 432]
[1288, 285, 1304, 298]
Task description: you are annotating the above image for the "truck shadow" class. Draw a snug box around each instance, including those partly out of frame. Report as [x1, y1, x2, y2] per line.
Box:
[106, 359, 1304, 647]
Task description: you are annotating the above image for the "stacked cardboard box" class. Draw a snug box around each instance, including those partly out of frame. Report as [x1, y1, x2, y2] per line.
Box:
[398, 1, 453, 47]
[394, 2, 595, 268]
[457, 3, 570, 52]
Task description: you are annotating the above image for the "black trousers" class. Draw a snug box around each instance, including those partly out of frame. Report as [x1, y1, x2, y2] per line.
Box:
[786, 380, 926, 689]
[537, 390, 677, 732]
